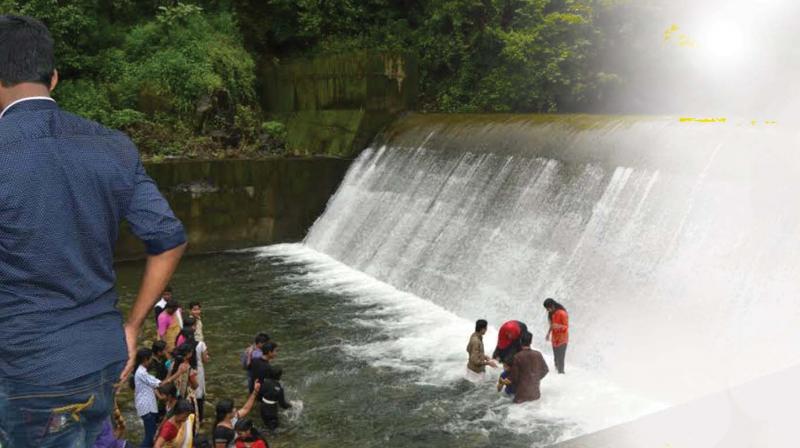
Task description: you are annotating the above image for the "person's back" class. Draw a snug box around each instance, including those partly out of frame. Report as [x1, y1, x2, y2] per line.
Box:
[0, 15, 186, 447]
[510, 334, 549, 403]
[0, 98, 146, 382]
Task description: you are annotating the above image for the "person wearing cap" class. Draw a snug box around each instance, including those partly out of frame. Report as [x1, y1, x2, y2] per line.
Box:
[543, 298, 569, 374]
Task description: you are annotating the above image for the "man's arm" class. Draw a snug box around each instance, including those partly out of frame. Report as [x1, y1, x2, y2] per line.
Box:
[278, 386, 292, 409]
[468, 339, 484, 367]
[119, 156, 187, 381]
[511, 357, 520, 388]
[538, 352, 549, 380]
[120, 243, 186, 381]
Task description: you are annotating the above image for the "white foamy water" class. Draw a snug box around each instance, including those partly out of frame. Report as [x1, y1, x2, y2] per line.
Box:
[303, 116, 800, 409]
[257, 243, 666, 443]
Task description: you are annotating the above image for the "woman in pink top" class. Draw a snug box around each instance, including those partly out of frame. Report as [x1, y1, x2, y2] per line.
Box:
[157, 300, 179, 340]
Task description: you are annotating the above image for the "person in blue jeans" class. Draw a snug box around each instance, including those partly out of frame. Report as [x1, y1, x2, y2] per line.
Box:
[0, 15, 187, 448]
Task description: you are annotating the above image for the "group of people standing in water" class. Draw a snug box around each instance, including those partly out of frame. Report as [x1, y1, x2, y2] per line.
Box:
[121, 287, 290, 448]
[466, 298, 569, 403]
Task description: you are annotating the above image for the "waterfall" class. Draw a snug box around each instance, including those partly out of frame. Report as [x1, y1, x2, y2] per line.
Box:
[305, 113, 800, 405]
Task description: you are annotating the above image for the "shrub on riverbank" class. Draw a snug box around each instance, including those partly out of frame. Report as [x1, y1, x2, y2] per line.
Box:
[0, 0, 623, 158]
[0, 1, 286, 160]
[233, 0, 617, 113]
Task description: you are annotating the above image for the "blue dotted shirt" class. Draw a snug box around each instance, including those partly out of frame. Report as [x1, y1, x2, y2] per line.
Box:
[0, 99, 186, 385]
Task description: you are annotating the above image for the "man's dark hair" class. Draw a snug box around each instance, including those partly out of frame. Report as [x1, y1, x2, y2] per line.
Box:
[165, 299, 180, 311]
[0, 16, 55, 87]
[188, 301, 200, 309]
[263, 342, 278, 354]
[151, 340, 166, 355]
[521, 331, 533, 347]
[475, 319, 488, 332]
[254, 332, 270, 345]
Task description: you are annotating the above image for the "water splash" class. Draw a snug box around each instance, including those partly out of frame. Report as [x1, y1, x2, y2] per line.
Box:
[303, 114, 800, 409]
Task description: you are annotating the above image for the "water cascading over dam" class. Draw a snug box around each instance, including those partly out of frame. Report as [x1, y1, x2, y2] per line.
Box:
[300, 113, 800, 433]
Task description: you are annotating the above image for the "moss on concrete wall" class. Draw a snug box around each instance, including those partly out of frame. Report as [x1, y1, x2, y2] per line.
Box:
[259, 52, 417, 157]
[115, 158, 350, 259]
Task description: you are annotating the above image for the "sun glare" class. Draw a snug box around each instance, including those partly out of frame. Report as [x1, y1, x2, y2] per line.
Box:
[697, 19, 748, 66]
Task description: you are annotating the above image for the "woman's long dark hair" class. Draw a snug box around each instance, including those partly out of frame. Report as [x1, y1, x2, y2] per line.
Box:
[214, 399, 235, 427]
[129, 348, 153, 390]
[543, 298, 567, 322]
[170, 343, 197, 374]
[174, 316, 196, 347]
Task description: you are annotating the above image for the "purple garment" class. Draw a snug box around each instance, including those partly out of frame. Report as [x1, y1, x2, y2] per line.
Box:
[93, 419, 127, 448]
[252, 348, 263, 361]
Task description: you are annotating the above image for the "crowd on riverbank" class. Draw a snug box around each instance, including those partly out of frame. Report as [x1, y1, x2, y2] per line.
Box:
[99, 287, 292, 448]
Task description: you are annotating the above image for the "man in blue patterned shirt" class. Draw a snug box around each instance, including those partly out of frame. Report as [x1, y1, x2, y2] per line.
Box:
[0, 16, 187, 447]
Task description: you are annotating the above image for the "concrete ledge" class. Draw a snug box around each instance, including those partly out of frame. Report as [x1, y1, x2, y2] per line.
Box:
[553, 364, 800, 448]
[115, 158, 350, 259]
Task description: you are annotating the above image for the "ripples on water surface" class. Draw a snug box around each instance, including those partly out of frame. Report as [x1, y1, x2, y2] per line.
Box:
[116, 244, 662, 447]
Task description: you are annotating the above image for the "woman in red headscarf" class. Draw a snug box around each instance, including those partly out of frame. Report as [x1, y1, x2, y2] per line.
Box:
[492, 320, 529, 363]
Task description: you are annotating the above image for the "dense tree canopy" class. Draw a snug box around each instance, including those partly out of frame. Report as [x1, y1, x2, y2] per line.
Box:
[0, 0, 628, 157]
[236, 0, 617, 112]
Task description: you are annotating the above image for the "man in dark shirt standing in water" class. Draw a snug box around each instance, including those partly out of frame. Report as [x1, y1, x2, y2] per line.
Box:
[0, 16, 186, 447]
[511, 332, 549, 403]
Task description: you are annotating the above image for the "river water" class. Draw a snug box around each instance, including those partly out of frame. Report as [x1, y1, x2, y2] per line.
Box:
[116, 244, 661, 447]
[117, 113, 800, 446]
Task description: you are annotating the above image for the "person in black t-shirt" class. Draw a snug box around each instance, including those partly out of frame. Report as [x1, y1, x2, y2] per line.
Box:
[250, 342, 278, 385]
[258, 366, 292, 432]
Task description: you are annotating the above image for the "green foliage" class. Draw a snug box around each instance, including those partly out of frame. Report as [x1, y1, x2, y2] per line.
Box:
[232, 0, 615, 113]
[262, 120, 286, 139]
[3, 0, 624, 157]
[118, 7, 255, 116]
[156, 2, 204, 25]
[3, 1, 261, 158]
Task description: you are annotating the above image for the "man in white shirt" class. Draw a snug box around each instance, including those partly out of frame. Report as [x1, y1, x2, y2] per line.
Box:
[133, 347, 187, 447]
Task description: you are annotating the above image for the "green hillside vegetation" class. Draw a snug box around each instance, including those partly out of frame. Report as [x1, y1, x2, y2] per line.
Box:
[0, 0, 629, 159]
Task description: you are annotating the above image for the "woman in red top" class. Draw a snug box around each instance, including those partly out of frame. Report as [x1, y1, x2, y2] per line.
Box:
[154, 399, 195, 448]
[543, 298, 569, 374]
[233, 419, 269, 448]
